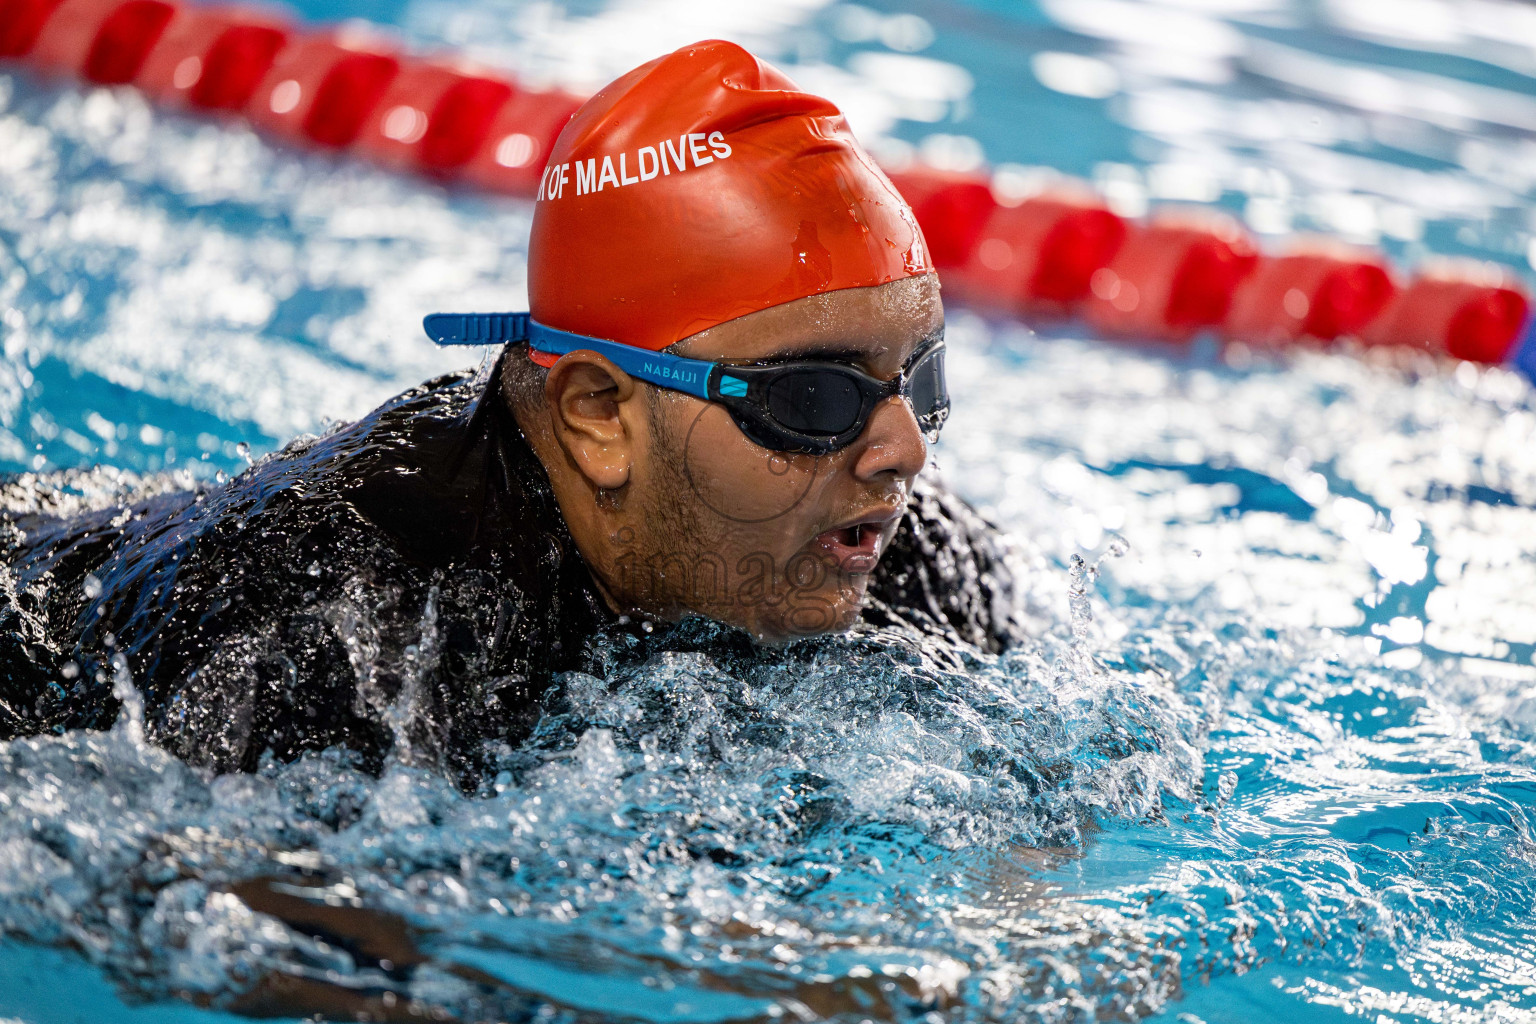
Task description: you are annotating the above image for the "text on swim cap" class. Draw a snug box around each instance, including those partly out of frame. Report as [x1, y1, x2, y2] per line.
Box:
[538, 131, 733, 201]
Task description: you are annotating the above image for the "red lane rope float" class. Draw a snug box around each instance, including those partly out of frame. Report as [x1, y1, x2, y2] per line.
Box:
[2, 0, 581, 186]
[136, 5, 289, 110]
[459, 88, 583, 194]
[886, 169, 1128, 319]
[246, 34, 399, 147]
[29, 0, 174, 83]
[1, 0, 1532, 372]
[410, 75, 514, 171]
[959, 196, 1127, 319]
[1083, 215, 1259, 343]
[1362, 271, 1530, 364]
[0, 0, 66, 58]
[353, 62, 511, 172]
[83, 0, 173, 82]
[892, 162, 1533, 368]
[1225, 248, 1397, 350]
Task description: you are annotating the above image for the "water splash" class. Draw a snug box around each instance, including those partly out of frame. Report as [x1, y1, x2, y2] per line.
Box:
[108, 652, 144, 747]
[0, 553, 1222, 1021]
[385, 583, 441, 770]
[1067, 535, 1128, 642]
[1067, 552, 1096, 640]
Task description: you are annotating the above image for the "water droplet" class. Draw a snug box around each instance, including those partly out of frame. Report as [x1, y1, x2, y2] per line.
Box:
[214, 470, 228, 485]
[82, 574, 102, 599]
[235, 441, 252, 466]
[1067, 554, 1093, 640]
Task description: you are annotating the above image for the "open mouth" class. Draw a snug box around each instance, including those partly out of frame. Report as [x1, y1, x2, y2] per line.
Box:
[814, 518, 890, 573]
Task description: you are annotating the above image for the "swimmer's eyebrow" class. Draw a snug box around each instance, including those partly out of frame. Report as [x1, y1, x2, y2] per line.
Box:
[751, 328, 946, 365]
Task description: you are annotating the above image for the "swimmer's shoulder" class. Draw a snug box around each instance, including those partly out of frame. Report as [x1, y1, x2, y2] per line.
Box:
[0, 369, 486, 646]
[162, 367, 494, 548]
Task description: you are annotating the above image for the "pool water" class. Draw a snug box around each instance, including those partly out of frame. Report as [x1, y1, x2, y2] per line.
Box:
[1, 0, 1535, 1022]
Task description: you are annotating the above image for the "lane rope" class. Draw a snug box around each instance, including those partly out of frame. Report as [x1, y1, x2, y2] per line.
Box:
[2, 0, 1532, 373]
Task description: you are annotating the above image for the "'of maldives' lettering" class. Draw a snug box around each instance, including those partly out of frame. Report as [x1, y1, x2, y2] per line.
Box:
[538, 162, 570, 201]
[569, 132, 733, 196]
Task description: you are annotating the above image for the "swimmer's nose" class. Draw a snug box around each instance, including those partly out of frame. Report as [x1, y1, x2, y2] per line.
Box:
[848, 395, 927, 482]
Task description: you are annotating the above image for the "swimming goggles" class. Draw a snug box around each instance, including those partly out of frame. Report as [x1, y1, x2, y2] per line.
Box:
[423, 312, 949, 456]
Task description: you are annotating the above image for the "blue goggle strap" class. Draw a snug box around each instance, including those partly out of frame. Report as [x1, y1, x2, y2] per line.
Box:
[422, 312, 719, 401]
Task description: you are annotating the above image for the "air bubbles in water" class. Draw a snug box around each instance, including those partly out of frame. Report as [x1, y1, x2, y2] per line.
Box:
[82, 573, 103, 599]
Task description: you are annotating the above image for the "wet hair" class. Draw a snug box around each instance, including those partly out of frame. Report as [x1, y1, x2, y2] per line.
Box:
[498, 344, 549, 415]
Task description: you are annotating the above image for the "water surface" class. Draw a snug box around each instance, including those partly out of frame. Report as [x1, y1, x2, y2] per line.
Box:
[1, 0, 1534, 1020]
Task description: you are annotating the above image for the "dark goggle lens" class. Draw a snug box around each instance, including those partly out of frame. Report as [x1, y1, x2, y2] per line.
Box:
[907, 344, 949, 431]
[727, 341, 949, 451]
[765, 370, 865, 436]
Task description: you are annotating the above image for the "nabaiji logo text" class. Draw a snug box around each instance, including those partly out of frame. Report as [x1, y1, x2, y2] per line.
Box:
[537, 131, 733, 201]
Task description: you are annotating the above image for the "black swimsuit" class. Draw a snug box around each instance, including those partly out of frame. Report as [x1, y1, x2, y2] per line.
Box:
[0, 361, 1028, 787]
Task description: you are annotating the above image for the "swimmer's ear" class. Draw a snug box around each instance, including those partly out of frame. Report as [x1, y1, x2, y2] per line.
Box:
[543, 351, 640, 490]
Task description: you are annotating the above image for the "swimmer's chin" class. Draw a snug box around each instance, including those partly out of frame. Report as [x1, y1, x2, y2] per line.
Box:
[730, 584, 871, 646]
[626, 587, 870, 647]
[593, 550, 878, 643]
[710, 610, 864, 648]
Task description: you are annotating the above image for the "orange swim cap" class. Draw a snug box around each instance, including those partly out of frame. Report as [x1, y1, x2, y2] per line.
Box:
[526, 39, 932, 366]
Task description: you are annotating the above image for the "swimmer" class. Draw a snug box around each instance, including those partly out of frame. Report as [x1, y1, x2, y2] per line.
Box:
[0, 41, 1028, 785]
